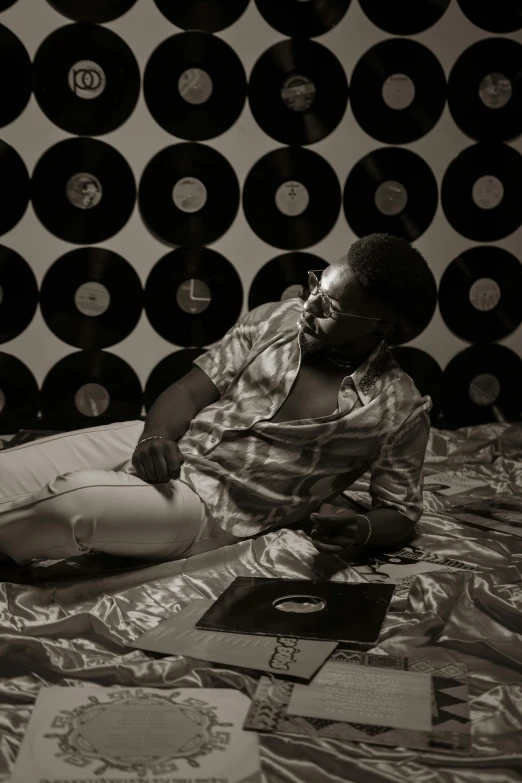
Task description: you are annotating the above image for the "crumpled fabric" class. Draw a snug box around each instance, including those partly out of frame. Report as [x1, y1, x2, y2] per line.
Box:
[1, 422, 522, 783]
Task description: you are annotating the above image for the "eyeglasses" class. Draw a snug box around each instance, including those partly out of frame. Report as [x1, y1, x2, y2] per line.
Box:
[302, 270, 383, 322]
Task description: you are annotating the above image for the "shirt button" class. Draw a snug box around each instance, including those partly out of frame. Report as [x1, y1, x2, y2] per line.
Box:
[342, 389, 352, 398]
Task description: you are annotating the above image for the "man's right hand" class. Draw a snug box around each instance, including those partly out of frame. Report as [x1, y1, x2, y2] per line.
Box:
[132, 437, 185, 484]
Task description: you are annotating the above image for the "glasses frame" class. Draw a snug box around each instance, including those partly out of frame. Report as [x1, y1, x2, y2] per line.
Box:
[305, 270, 383, 322]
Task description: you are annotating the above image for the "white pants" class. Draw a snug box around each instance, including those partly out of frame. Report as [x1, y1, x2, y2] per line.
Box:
[0, 420, 241, 566]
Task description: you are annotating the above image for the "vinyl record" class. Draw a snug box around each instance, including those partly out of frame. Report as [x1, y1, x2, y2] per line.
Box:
[359, 0, 450, 35]
[39, 248, 144, 350]
[457, 0, 522, 33]
[144, 31, 247, 141]
[350, 39, 446, 145]
[46, 0, 138, 22]
[195, 577, 395, 644]
[441, 142, 522, 242]
[0, 246, 38, 344]
[0, 353, 40, 435]
[0, 0, 18, 9]
[33, 23, 140, 136]
[144, 347, 207, 411]
[438, 246, 522, 343]
[31, 137, 136, 245]
[0, 25, 31, 128]
[248, 252, 327, 310]
[441, 344, 522, 428]
[0, 141, 29, 236]
[447, 38, 522, 143]
[243, 147, 341, 250]
[144, 247, 243, 347]
[248, 39, 348, 145]
[343, 147, 438, 241]
[139, 143, 240, 247]
[40, 350, 143, 430]
[153, 0, 250, 32]
[254, 0, 351, 37]
[390, 347, 443, 424]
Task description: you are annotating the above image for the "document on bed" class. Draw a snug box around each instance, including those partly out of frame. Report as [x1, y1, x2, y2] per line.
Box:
[10, 686, 261, 783]
[129, 599, 338, 680]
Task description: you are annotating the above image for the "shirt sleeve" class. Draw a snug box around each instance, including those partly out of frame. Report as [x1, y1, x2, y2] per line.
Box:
[368, 406, 431, 524]
[191, 301, 277, 396]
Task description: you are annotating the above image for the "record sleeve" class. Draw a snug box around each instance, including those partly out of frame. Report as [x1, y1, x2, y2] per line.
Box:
[195, 577, 395, 645]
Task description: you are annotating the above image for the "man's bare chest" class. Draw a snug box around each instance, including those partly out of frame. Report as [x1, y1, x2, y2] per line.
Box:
[269, 357, 350, 424]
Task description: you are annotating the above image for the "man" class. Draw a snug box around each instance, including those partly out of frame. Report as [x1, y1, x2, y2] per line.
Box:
[0, 233, 436, 565]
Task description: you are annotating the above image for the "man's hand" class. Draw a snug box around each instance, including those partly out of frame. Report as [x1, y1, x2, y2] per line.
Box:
[310, 503, 362, 554]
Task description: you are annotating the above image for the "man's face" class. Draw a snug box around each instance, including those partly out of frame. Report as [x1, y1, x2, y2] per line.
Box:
[298, 261, 395, 354]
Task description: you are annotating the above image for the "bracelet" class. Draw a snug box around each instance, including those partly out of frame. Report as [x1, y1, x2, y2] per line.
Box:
[354, 514, 372, 548]
[134, 435, 165, 451]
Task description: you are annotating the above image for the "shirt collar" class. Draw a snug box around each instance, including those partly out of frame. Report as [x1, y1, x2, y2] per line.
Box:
[350, 339, 394, 404]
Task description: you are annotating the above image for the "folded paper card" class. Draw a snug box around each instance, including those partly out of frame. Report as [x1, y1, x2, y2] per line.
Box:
[130, 599, 338, 680]
[10, 686, 261, 783]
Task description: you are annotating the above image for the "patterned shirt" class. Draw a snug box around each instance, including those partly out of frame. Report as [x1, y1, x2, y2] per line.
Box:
[177, 298, 432, 538]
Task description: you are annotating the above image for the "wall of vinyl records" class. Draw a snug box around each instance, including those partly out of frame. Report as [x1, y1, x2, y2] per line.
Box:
[0, 0, 521, 434]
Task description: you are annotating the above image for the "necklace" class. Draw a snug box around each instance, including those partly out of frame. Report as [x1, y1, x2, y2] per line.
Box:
[324, 349, 361, 369]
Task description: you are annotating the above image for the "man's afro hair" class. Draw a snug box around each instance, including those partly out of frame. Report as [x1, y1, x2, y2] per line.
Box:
[342, 233, 437, 344]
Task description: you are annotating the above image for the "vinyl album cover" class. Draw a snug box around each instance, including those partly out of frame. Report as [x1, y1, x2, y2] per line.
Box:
[195, 577, 395, 645]
[244, 650, 471, 754]
[10, 686, 261, 783]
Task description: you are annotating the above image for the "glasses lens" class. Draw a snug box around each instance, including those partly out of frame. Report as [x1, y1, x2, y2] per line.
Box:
[321, 294, 331, 317]
[308, 271, 318, 295]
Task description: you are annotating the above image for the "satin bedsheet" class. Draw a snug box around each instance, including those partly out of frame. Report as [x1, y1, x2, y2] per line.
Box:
[1, 422, 521, 783]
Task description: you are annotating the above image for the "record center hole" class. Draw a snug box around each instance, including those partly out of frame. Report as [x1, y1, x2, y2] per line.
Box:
[273, 594, 326, 614]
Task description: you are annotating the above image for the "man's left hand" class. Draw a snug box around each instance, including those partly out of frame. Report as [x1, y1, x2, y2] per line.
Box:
[310, 503, 361, 553]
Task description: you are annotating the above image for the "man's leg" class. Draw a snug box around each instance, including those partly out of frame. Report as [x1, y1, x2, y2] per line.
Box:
[0, 420, 240, 565]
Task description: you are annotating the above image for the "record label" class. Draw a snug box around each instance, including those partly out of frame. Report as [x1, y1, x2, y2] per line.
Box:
[275, 182, 309, 216]
[374, 181, 408, 216]
[480, 73, 512, 110]
[471, 175, 503, 210]
[469, 279, 500, 312]
[281, 75, 316, 111]
[382, 74, 415, 109]
[66, 173, 103, 210]
[68, 60, 106, 100]
[173, 177, 208, 213]
[469, 374, 500, 407]
[178, 68, 213, 104]
[74, 282, 111, 317]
